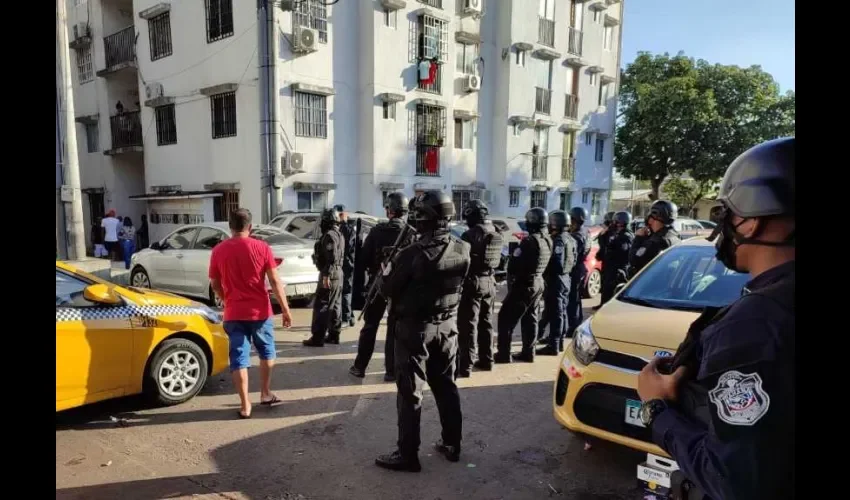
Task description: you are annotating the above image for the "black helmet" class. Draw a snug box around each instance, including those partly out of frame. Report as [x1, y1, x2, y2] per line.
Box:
[649, 200, 678, 225]
[603, 211, 615, 224]
[333, 204, 347, 213]
[384, 192, 409, 215]
[568, 206, 588, 224]
[525, 207, 548, 231]
[717, 137, 795, 218]
[548, 210, 570, 229]
[462, 199, 489, 221]
[414, 190, 455, 221]
[613, 211, 632, 225]
[321, 208, 341, 224]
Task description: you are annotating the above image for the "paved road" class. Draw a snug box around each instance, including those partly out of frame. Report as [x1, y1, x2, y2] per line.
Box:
[56, 291, 645, 500]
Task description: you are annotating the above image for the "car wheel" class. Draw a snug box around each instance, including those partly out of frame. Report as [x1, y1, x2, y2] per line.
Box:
[208, 285, 223, 308]
[584, 269, 601, 299]
[131, 267, 152, 288]
[145, 338, 209, 406]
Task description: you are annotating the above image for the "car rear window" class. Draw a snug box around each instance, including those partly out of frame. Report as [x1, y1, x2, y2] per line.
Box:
[264, 232, 306, 246]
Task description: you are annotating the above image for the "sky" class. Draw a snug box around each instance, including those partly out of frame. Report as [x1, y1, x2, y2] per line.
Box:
[621, 0, 795, 92]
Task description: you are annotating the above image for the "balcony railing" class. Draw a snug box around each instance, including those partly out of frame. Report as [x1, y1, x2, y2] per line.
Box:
[109, 111, 143, 149]
[417, 61, 442, 94]
[416, 144, 441, 176]
[532, 155, 548, 181]
[104, 26, 136, 69]
[567, 27, 583, 56]
[418, 0, 443, 9]
[538, 17, 555, 47]
[561, 157, 576, 181]
[565, 94, 579, 119]
[535, 87, 552, 115]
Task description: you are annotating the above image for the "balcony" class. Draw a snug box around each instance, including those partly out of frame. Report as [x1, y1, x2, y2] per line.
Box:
[416, 144, 441, 176]
[417, 0, 442, 8]
[97, 26, 137, 77]
[532, 155, 548, 181]
[561, 157, 576, 181]
[538, 17, 555, 47]
[565, 94, 579, 119]
[417, 61, 442, 94]
[535, 87, 552, 115]
[105, 111, 143, 155]
[567, 27, 583, 56]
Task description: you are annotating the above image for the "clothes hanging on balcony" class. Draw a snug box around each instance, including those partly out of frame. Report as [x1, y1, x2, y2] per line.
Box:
[425, 147, 439, 174]
[418, 60, 432, 82]
[427, 59, 439, 84]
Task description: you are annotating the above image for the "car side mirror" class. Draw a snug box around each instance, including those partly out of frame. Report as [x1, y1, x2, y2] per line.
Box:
[83, 284, 123, 306]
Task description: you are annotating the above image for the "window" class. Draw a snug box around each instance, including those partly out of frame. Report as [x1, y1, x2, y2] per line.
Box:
[148, 12, 173, 61]
[452, 191, 476, 221]
[530, 191, 547, 209]
[509, 190, 520, 207]
[56, 270, 97, 308]
[213, 190, 240, 221]
[384, 9, 397, 28]
[591, 190, 603, 216]
[536, 58, 554, 90]
[598, 81, 613, 107]
[165, 228, 199, 250]
[382, 191, 390, 206]
[193, 228, 227, 250]
[532, 126, 549, 180]
[74, 0, 87, 5]
[294, 0, 329, 43]
[413, 103, 447, 145]
[589, 72, 598, 86]
[581, 189, 589, 204]
[516, 49, 527, 67]
[454, 119, 475, 150]
[75, 47, 93, 84]
[210, 91, 237, 139]
[456, 43, 478, 75]
[265, 232, 306, 246]
[603, 26, 614, 51]
[205, 0, 234, 43]
[286, 215, 321, 238]
[414, 15, 449, 61]
[297, 192, 327, 212]
[87, 192, 105, 224]
[155, 104, 177, 145]
[382, 102, 396, 120]
[84, 123, 99, 153]
[595, 138, 605, 161]
[559, 192, 572, 211]
[585, 131, 593, 145]
[294, 91, 328, 138]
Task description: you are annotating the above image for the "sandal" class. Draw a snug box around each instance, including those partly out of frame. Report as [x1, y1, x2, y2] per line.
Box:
[237, 410, 252, 419]
[260, 394, 282, 406]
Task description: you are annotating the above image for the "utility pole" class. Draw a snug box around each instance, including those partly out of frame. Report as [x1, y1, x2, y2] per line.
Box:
[57, 0, 87, 261]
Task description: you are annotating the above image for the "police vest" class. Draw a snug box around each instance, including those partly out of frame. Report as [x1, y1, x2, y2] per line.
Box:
[468, 223, 504, 275]
[396, 235, 471, 319]
[546, 233, 577, 277]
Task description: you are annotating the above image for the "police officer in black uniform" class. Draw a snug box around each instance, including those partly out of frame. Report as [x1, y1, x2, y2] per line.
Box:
[565, 206, 592, 337]
[599, 211, 633, 306]
[629, 200, 682, 278]
[375, 190, 470, 472]
[349, 192, 410, 381]
[637, 137, 795, 500]
[537, 210, 577, 356]
[495, 207, 552, 363]
[590, 211, 614, 312]
[334, 204, 357, 327]
[456, 199, 503, 376]
[304, 208, 345, 347]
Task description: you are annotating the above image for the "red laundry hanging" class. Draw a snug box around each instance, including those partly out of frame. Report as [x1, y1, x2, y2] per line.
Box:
[425, 147, 439, 174]
[427, 60, 439, 85]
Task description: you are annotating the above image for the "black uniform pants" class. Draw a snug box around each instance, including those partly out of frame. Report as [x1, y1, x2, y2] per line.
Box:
[565, 271, 585, 338]
[353, 284, 396, 375]
[538, 276, 570, 349]
[496, 278, 544, 357]
[341, 266, 354, 322]
[310, 273, 342, 341]
[600, 267, 623, 305]
[394, 318, 462, 459]
[457, 275, 497, 370]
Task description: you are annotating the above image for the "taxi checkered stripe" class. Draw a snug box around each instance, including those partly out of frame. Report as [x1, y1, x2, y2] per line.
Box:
[55, 304, 197, 323]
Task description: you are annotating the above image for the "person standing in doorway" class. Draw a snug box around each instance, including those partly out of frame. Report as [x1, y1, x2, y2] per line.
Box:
[334, 204, 356, 328]
[118, 217, 136, 270]
[209, 208, 293, 419]
[101, 209, 121, 262]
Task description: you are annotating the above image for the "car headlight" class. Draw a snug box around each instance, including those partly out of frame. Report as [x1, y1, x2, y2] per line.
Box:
[189, 304, 222, 324]
[572, 318, 599, 366]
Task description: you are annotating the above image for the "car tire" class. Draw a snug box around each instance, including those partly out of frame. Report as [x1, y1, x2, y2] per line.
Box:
[583, 269, 601, 299]
[131, 266, 152, 289]
[144, 338, 209, 406]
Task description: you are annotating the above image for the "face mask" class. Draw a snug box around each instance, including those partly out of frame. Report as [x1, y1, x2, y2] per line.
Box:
[714, 217, 748, 273]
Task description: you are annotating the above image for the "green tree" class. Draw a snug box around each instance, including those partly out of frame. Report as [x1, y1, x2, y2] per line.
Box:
[663, 176, 716, 216]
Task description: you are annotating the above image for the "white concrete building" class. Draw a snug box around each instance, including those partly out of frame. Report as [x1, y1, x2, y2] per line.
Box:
[63, 0, 621, 246]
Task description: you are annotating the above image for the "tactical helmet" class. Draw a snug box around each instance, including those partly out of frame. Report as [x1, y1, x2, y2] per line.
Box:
[333, 204, 347, 213]
[649, 200, 678, 225]
[384, 192, 410, 215]
[568, 206, 589, 224]
[603, 211, 615, 224]
[613, 211, 632, 226]
[525, 207, 548, 231]
[414, 190, 455, 221]
[548, 210, 570, 229]
[462, 199, 489, 221]
[321, 208, 341, 224]
[717, 137, 795, 218]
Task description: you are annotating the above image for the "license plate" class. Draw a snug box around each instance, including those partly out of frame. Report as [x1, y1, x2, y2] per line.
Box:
[625, 399, 645, 427]
[294, 283, 314, 296]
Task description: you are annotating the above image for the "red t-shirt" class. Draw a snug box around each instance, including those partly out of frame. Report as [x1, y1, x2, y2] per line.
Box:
[209, 236, 275, 321]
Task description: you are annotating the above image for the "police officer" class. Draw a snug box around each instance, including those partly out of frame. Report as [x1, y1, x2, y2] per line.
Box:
[599, 211, 633, 306]
[591, 211, 615, 312]
[629, 200, 682, 278]
[375, 190, 470, 472]
[637, 137, 795, 500]
[565, 206, 592, 338]
[457, 199, 504, 376]
[349, 192, 410, 381]
[304, 208, 345, 347]
[536, 210, 577, 356]
[495, 207, 552, 363]
[334, 204, 357, 327]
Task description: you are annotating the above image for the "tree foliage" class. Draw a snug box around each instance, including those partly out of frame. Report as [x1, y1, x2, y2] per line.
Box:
[663, 176, 716, 216]
[615, 52, 795, 199]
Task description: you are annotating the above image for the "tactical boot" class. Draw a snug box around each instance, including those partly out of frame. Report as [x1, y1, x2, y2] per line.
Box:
[375, 450, 421, 472]
[383, 372, 396, 382]
[434, 440, 461, 462]
[325, 336, 340, 345]
[493, 353, 512, 364]
[302, 337, 324, 347]
[511, 351, 535, 363]
[473, 360, 493, 371]
[349, 318, 356, 327]
[536, 346, 559, 356]
[349, 366, 365, 378]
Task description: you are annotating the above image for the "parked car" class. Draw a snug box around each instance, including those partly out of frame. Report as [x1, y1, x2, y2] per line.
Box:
[269, 211, 379, 240]
[552, 237, 749, 456]
[129, 223, 318, 306]
[697, 219, 717, 230]
[583, 226, 605, 298]
[56, 261, 230, 411]
[631, 217, 708, 240]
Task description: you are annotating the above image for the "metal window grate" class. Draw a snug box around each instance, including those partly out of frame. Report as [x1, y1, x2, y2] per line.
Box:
[559, 192, 572, 211]
[418, 0, 443, 8]
[411, 15, 448, 62]
[538, 17, 555, 47]
[109, 111, 143, 149]
[104, 26, 136, 68]
[293, 0, 329, 43]
[561, 157, 576, 181]
[85, 123, 99, 153]
[210, 92, 237, 139]
[567, 27, 583, 56]
[75, 47, 93, 83]
[155, 104, 177, 145]
[509, 190, 520, 207]
[532, 155, 548, 180]
[565, 93, 579, 119]
[451, 190, 477, 221]
[413, 104, 446, 145]
[294, 91, 328, 138]
[213, 190, 241, 221]
[148, 12, 173, 61]
[535, 87, 552, 114]
[417, 61, 442, 93]
[205, 0, 234, 43]
[416, 144, 441, 176]
[531, 191, 547, 209]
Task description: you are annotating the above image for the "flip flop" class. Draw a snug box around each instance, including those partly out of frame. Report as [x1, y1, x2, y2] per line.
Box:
[237, 411, 252, 419]
[260, 395, 282, 406]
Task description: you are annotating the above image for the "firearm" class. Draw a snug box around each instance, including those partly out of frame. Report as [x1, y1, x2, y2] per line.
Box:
[357, 223, 417, 321]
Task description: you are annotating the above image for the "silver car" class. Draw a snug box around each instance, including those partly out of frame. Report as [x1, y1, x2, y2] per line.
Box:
[129, 223, 318, 306]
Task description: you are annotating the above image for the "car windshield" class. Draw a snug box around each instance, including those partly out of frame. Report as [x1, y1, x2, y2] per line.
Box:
[264, 232, 307, 246]
[618, 245, 749, 311]
[516, 221, 527, 232]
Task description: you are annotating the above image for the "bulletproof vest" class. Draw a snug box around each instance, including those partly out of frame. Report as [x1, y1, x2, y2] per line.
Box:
[368, 220, 405, 274]
[532, 232, 553, 277]
[570, 227, 589, 275]
[662, 225, 681, 247]
[607, 231, 633, 270]
[545, 233, 577, 277]
[396, 234, 471, 319]
[315, 228, 343, 272]
[468, 223, 504, 275]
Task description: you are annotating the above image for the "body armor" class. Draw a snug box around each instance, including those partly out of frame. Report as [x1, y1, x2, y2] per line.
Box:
[468, 223, 504, 276]
[395, 234, 471, 320]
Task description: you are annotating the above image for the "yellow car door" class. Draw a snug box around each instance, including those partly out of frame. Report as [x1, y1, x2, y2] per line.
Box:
[56, 268, 133, 411]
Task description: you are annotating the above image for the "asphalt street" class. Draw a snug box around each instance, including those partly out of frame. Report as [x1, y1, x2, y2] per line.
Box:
[56, 289, 646, 500]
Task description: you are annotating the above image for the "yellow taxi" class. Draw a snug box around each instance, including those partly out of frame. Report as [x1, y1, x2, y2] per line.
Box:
[56, 261, 230, 412]
[553, 238, 749, 456]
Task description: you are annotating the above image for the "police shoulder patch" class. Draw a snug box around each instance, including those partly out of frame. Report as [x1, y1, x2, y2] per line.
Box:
[636, 247, 647, 257]
[512, 248, 522, 257]
[554, 246, 563, 254]
[621, 243, 629, 251]
[708, 370, 770, 426]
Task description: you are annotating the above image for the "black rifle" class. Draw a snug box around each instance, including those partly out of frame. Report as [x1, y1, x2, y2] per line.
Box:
[357, 223, 416, 321]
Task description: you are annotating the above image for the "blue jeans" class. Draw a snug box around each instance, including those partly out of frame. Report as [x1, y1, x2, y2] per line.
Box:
[120, 239, 135, 269]
[223, 318, 277, 371]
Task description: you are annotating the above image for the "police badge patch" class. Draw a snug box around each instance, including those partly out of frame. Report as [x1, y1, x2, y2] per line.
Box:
[554, 246, 563, 254]
[636, 247, 647, 257]
[708, 370, 770, 426]
[622, 243, 629, 251]
[513, 248, 522, 257]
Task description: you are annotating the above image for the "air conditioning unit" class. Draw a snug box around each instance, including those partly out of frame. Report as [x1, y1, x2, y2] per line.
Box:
[463, 0, 483, 15]
[292, 27, 318, 54]
[464, 74, 481, 92]
[284, 151, 305, 173]
[72, 23, 90, 40]
[145, 82, 164, 100]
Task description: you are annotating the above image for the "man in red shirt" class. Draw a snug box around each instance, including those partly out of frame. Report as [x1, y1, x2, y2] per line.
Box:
[209, 208, 293, 419]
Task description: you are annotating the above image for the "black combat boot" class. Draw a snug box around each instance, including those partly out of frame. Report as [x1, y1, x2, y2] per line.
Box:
[434, 440, 461, 462]
[473, 360, 493, 371]
[375, 450, 421, 472]
[512, 351, 535, 363]
[536, 345, 560, 356]
[493, 353, 512, 364]
[383, 372, 396, 382]
[325, 336, 340, 345]
[349, 365, 365, 378]
[302, 337, 324, 347]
